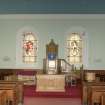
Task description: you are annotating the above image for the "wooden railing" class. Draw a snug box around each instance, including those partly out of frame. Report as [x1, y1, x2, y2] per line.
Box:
[58, 59, 72, 73]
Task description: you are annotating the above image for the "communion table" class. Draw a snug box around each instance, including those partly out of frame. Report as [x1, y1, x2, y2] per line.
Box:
[36, 74, 65, 92]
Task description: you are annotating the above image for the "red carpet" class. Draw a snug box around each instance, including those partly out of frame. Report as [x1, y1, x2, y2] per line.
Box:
[24, 97, 81, 105]
[23, 84, 82, 98]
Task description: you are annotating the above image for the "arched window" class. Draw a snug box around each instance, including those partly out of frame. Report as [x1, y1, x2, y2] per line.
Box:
[67, 33, 82, 65]
[23, 32, 37, 63]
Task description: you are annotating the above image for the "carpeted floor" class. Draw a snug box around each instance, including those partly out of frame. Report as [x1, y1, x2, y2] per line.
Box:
[23, 83, 82, 105]
[24, 97, 81, 105]
[23, 84, 82, 98]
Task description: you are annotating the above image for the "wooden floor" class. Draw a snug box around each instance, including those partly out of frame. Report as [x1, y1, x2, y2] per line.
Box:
[24, 97, 81, 105]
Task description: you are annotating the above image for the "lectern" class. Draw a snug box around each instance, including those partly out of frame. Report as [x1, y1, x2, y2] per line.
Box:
[43, 39, 59, 74]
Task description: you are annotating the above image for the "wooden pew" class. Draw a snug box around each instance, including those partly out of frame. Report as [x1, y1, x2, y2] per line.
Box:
[0, 90, 7, 105]
[82, 70, 105, 105]
[0, 81, 23, 105]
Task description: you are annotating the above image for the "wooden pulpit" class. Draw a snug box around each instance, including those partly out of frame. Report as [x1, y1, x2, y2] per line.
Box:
[43, 39, 59, 74]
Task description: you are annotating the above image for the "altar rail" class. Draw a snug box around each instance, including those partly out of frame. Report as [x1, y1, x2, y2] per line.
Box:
[0, 69, 37, 85]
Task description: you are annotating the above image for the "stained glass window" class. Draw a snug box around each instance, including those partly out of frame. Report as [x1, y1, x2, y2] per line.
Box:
[67, 33, 82, 64]
[23, 32, 37, 63]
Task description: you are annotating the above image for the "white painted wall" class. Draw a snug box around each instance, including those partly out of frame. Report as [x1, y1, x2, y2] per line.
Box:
[0, 14, 105, 70]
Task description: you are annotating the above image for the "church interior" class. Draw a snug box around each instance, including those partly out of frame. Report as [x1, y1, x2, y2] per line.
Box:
[0, 0, 105, 105]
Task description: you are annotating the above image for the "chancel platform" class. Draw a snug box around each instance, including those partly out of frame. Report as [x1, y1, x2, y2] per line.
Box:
[36, 74, 65, 92]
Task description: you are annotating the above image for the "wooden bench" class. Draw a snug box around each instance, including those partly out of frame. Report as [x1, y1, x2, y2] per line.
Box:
[0, 90, 7, 105]
[0, 81, 23, 105]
